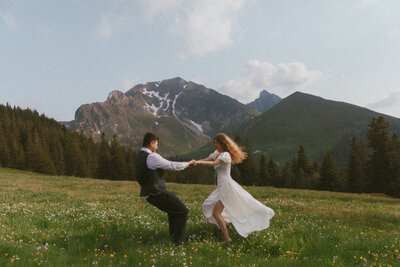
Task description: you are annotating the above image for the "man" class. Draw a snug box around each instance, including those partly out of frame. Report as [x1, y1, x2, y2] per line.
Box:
[135, 132, 196, 244]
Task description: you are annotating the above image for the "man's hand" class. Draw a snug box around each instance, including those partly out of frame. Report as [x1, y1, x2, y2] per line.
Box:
[188, 159, 197, 167]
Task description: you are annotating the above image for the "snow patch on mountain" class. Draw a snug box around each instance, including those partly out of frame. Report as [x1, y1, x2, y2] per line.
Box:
[189, 120, 203, 133]
[142, 88, 170, 115]
[145, 103, 161, 116]
[172, 90, 184, 119]
[163, 99, 171, 111]
[142, 88, 163, 99]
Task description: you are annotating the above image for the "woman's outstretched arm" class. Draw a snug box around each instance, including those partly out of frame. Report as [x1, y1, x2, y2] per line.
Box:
[199, 152, 221, 162]
[198, 157, 214, 161]
[196, 159, 223, 166]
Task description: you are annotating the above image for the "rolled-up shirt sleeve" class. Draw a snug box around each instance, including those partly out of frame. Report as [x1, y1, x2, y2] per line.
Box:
[147, 152, 189, 170]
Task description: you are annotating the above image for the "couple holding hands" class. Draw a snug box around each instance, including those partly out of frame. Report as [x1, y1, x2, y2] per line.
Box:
[135, 132, 274, 244]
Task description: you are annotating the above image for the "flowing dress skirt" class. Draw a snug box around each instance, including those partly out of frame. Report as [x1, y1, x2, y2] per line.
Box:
[202, 177, 275, 238]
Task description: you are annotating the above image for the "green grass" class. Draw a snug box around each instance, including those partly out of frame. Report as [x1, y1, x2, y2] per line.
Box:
[0, 167, 399, 266]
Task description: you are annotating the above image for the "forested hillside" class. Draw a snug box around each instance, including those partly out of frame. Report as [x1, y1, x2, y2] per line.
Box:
[1, 104, 399, 198]
[0, 104, 135, 180]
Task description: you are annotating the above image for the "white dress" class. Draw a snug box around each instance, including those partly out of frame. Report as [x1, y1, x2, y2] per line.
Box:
[202, 151, 275, 238]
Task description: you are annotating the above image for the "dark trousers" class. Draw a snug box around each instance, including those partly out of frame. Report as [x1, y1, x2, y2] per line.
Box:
[146, 190, 188, 244]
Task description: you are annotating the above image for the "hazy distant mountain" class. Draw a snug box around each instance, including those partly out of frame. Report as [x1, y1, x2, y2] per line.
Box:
[246, 90, 281, 113]
[238, 91, 400, 166]
[68, 77, 259, 155]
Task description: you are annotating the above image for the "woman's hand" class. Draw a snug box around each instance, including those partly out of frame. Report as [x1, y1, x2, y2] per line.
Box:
[188, 159, 197, 167]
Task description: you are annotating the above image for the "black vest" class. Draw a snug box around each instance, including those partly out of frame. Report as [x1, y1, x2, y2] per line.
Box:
[135, 150, 166, 197]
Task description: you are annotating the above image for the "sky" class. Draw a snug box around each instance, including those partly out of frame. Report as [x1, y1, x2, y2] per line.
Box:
[1, 0, 400, 121]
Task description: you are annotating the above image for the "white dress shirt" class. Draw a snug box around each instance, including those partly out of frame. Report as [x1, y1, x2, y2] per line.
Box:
[141, 148, 189, 171]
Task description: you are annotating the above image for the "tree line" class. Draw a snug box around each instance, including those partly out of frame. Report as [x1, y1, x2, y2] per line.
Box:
[1, 104, 399, 198]
[166, 116, 400, 198]
[0, 104, 136, 180]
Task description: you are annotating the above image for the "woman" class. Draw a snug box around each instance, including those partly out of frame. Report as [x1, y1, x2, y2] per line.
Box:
[196, 133, 274, 242]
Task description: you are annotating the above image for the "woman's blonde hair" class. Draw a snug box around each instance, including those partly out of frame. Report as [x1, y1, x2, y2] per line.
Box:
[214, 133, 247, 164]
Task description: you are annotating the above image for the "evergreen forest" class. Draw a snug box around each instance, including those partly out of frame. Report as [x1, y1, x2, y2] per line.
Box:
[1, 104, 399, 198]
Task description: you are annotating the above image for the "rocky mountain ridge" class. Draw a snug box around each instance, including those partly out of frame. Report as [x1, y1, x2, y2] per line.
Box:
[66, 77, 400, 165]
[68, 77, 259, 155]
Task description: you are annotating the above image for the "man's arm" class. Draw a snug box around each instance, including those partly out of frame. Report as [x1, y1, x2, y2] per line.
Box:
[147, 153, 195, 170]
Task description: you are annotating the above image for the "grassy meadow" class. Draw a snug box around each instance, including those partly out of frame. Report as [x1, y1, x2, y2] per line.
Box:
[0, 167, 399, 266]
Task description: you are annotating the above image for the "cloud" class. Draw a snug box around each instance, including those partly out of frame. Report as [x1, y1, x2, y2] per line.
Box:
[97, 15, 112, 38]
[1, 10, 17, 30]
[96, 11, 132, 39]
[139, 0, 183, 18]
[220, 60, 322, 103]
[95, 1, 136, 39]
[96, 0, 246, 56]
[366, 90, 400, 118]
[96, 0, 183, 39]
[170, 0, 246, 57]
[368, 90, 400, 110]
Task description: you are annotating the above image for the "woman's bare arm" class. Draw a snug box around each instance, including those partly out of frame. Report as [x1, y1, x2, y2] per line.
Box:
[199, 152, 221, 162]
[196, 159, 223, 166]
[198, 157, 214, 161]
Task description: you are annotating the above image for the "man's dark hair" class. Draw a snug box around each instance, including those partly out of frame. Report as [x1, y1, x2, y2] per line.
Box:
[143, 132, 159, 147]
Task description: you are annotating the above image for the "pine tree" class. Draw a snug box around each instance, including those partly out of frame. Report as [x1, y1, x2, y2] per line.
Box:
[346, 137, 368, 193]
[293, 145, 312, 188]
[267, 157, 279, 187]
[236, 139, 259, 186]
[297, 145, 311, 174]
[109, 135, 126, 180]
[47, 128, 65, 175]
[52, 138, 66, 175]
[126, 149, 137, 180]
[281, 162, 294, 188]
[231, 165, 241, 184]
[387, 133, 400, 197]
[309, 160, 321, 189]
[97, 132, 112, 179]
[289, 158, 297, 188]
[366, 116, 391, 193]
[82, 136, 98, 178]
[0, 127, 10, 167]
[312, 160, 320, 173]
[259, 154, 270, 186]
[320, 151, 338, 191]
[25, 127, 56, 174]
[64, 133, 87, 177]
[7, 122, 20, 168]
[11, 134, 25, 169]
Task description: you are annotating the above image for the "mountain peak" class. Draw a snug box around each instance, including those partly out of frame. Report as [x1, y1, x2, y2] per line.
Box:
[70, 77, 258, 156]
[168, 76, 186, 82]
[107, 90, 126, 101]
[285, 91, 334, 104]
[289, 91, 315, 97]
[246, 90, 281, 113]
[259, 90, 271, 97]
[160, 77, 188, 87]
[240, 89, 400, 166]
